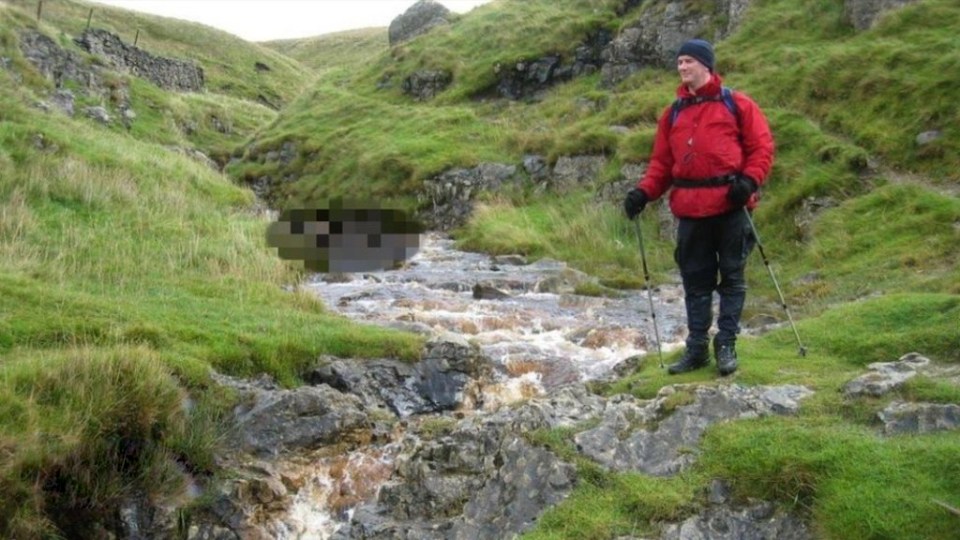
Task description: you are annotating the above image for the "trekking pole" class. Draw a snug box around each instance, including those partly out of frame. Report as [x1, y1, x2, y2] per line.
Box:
[742, 208, 807, 357]
[632, 219, 664, 368]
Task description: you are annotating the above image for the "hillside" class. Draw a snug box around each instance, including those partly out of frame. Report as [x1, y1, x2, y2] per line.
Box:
[262, 27, 388, 74]
[0, 0, 958, 538]
[232, 0, 959, 309]
[7, 0, 308, 106]
[0, 1, 420, 536]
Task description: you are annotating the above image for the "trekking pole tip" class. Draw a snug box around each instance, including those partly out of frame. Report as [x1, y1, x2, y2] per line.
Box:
[798, 346, 808, 358]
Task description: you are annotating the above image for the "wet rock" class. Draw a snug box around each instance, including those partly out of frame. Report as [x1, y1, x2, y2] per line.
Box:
[187, 524, 240, 540]
[115, 498, 180, 539]
[611, 354, 645, 378]
[503, 355, 582, 389]
[456, 434, 577, 538]
[336, 385, 603, 539]
[473, 282, 512, 300]
[422, 332, 491, 376]
[306, 334, 493, 417]
[492, 254, 528, 266]
[227, 381, 370, 457]
[843, 352, 930, 398]
[533, 266, 592, 294]
[308, 358, 420, 417]
[187, 525, 240, 539]
[878, 401, 960, 435]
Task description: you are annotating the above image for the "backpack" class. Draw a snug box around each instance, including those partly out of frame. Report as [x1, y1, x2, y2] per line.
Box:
[668, 86, 739, 128]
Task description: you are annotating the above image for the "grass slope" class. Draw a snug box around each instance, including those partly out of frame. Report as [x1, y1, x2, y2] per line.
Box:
[7, 0, 309, 106]
[0, 7, 420, 535]
[262, 27, 388, 74]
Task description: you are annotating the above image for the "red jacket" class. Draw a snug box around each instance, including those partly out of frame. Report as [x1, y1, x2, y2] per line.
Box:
[637, 74, 774, 218]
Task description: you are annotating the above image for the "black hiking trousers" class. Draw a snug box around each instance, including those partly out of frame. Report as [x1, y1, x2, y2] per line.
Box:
[675, 209, 756, 349]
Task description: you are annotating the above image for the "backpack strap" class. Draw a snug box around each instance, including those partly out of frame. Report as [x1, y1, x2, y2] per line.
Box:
[669, 86, 739, 127]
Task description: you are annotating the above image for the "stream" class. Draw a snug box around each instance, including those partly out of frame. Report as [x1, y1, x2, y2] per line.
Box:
[271, 232, 689, 538]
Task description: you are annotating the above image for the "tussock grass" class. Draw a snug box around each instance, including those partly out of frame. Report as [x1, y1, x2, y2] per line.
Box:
[0, 346, 215, 537]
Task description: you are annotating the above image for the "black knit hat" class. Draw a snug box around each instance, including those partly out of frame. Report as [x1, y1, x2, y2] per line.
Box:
[677, 39, 715, 72]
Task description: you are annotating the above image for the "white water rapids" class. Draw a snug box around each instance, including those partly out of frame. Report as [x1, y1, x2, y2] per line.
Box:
[270, 232, 688, 538]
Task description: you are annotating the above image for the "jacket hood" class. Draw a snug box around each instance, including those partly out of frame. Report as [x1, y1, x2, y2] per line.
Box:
[677, 73, 724, 98]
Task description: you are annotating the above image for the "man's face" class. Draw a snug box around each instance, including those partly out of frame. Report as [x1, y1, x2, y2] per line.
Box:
[677, 55, 710, 89]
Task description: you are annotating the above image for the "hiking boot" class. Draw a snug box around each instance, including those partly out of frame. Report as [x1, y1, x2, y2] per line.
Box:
[716, 342, 739, 376]
[668, 344, 710, 375]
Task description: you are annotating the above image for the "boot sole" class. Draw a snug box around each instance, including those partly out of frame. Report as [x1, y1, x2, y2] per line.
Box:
[718, 364, 738, 376]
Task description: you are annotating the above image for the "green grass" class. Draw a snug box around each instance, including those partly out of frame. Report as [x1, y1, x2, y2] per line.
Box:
[262, 27, 388, 74]
[7, 0, 309, 106]
[524, 469, 700, 539]
[527, 293, 960, 539]
[522, 423, 700, 539]
[0, 4, 281, 169]
[456, 190, 675, 289]
[722, 0, 960, 181]
[381, 0, 624, 102]
[0, 346, 207, 538]
[0, 33, 421, 534]
[699, 419, 960, 540]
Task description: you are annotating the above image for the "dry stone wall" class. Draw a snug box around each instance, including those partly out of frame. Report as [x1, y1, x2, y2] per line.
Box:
[74, 29, 203, 92]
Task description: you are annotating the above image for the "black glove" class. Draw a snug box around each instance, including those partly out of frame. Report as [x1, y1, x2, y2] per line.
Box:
[623, 188, 648, 220]
[727, 174, 758, 207]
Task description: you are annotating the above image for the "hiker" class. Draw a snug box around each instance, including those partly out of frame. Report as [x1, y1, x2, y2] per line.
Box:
[623, 38, 775, 376]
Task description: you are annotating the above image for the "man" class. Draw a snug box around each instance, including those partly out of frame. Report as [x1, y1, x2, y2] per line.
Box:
[623, 39, 774, 376]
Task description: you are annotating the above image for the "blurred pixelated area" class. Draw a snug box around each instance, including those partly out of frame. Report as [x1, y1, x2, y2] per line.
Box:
[266, 200, 423, 272]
